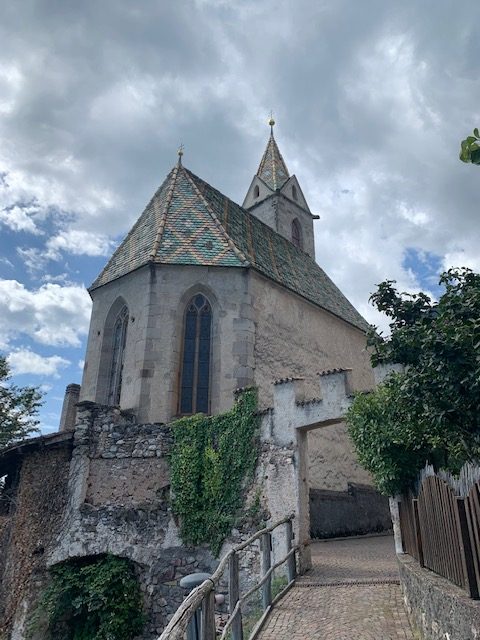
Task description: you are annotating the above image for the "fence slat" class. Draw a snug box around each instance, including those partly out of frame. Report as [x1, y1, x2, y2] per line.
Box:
[467, 485, 480, 594]
[201, 590, 216, 640]
[229, 552, 243, 640]
[286, 519, 296, 582]
[456, 497, 479, 599]
[412, 499, 424, 567]
[261, 532, 272, 610]
[398, 494, 418, 559]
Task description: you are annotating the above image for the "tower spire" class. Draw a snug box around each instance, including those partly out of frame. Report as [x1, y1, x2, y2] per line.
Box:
[255, 117, 289, 191]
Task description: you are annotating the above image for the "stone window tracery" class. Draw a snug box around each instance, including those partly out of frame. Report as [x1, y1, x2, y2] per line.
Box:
[108, 305, 128, 405]
[291, 218, 303, 250]
[179, 294, 212, 415]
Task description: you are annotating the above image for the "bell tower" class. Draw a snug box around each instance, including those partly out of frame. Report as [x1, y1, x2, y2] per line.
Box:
[242, 118, 319, 258]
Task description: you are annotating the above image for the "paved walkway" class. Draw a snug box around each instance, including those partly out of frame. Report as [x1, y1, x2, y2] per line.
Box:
[258, 535, 414, 640]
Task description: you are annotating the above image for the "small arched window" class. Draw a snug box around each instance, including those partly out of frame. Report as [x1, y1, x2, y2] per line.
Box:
[179, 294, 212, 415]
[292, 184, 298, 200]
[253, 185, 260, 198]
[291, 218, 303, 250]
[108, 305, 128, 405]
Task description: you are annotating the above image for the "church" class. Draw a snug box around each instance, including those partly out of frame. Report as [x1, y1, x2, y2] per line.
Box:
[0, 122, 391, 638]
[79, 119, 373, 423]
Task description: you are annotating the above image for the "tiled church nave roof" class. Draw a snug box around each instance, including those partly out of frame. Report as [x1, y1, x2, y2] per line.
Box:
[91, 161, 369, 333]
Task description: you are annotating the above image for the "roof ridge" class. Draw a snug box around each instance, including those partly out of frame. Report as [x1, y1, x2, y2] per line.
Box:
[183, 168, 250, 266]
[149, 163, 181, 260]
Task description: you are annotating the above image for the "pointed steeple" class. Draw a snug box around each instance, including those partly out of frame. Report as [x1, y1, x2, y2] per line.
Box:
[256, 118, 290, 191]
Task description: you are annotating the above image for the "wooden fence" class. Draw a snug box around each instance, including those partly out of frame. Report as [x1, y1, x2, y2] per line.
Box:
[399, 473, 480, 599]
[159, 515, 298, 640]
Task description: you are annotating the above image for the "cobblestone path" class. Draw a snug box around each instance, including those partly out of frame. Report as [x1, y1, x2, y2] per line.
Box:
[258, 535, 414, 640]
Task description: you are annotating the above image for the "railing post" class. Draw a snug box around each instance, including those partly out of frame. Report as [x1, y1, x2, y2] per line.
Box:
[229, 552, 243, 640]
[412, 499, 424, 567]
[286, 519, 296, 582]
[201, 590, 216, 640]
[456, 497, 479, 599]
[261, 532, 272, 610]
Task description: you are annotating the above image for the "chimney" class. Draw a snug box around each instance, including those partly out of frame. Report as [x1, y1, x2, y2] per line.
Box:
[59, 383, 81, 432]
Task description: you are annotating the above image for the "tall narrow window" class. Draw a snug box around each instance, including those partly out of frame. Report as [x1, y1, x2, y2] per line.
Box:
[108, 306, 128, 405]
[291, 218, 303, 250]
[180, 294, 212, 415]
[254, 185, 260, 198]
[292, 184, 298, 200]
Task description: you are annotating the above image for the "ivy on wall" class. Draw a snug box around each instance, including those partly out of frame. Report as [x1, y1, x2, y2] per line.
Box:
[170, 388, 260, 555]
[31, 554, 144, 640]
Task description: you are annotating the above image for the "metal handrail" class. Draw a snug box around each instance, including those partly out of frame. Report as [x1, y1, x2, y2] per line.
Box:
[158, 514, 296, 640]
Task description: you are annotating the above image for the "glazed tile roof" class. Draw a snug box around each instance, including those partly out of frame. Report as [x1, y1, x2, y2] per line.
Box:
[91, 162, 369, 332]
[256, 133, 290, 190]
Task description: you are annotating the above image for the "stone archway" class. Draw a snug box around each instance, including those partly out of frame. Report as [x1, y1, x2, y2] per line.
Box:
[258, 366, 396, 572]
[258, 371, 353, 571]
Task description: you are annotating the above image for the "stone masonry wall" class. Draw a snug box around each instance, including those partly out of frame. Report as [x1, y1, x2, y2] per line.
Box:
[0, 447, 71, 639]
[398, 554, 480, 640]
[48, 402, 217, 639]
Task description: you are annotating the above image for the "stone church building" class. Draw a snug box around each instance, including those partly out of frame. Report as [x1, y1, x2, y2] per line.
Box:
[0, 123, 390, 638]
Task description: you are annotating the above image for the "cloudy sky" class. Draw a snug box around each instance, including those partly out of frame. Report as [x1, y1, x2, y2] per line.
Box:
[0, 0, 479, 433]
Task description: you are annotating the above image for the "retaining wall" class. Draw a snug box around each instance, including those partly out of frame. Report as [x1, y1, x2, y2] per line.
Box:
[398, 553, 480, 640]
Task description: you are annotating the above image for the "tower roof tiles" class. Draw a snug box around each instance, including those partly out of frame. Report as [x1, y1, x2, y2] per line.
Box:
[256, 132, 290, 191]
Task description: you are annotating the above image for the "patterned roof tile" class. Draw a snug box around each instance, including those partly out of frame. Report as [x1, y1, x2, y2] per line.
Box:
[256, 133, 290, 190]
[90, 162, 369, 333]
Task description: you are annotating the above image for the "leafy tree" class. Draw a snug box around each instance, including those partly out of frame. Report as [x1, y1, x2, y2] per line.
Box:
[32, 554, 144, 640]
[460, 128, 480, 164]
[347, 268, 480, 494]
[0, 355, 42, 449]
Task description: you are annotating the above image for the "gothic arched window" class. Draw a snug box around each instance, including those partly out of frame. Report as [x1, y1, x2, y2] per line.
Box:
[292, 184, 298, 200]
[108, 305, 128, 405]
[291, 218, 303, 250]
[179, 294, 212, 415]
[254, 185, 260, 198]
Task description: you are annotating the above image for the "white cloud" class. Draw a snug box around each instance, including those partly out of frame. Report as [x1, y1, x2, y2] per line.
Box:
[46, 229, 117, 258]
[0, 205, 42, 234]
[0, 256, 13, 268]
[7, 349, 70, 378]
[443, 251, 480, 273]
[0, 279, 91, 348]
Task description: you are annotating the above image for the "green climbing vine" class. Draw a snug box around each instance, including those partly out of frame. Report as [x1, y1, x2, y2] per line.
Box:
[31, 554, 144, 640]
[170, 388, 260, 554]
